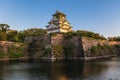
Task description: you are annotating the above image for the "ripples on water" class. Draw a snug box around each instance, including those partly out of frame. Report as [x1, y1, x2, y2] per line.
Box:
[0, 57, 120, 80]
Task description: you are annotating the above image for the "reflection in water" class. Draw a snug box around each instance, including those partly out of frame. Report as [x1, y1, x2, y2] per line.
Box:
[0, 57, 120, 80]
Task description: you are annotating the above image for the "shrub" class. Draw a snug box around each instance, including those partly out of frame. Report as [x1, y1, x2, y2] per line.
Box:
[103, 45, 111, 49]
[8, 45, 25, 58]
[91, 46, 99, 54]
[76, 30, 106, 40]
[63, 42, 75, 56]
[44, 48, 52, 56]
[114, 45, 120, 49]
[52, 45, 64, 58]
[0, 50, 5, 58]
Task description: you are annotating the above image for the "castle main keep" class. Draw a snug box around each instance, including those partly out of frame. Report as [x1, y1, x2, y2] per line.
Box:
[46, 11, 73, 34]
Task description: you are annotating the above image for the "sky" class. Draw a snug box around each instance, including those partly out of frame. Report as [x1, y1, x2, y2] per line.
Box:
[0, 0, 120, 37]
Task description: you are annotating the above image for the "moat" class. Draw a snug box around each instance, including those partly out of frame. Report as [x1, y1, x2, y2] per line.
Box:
[0, 56, 120, 80]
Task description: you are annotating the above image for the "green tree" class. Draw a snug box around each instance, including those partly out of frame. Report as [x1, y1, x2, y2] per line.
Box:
[7, 30, 25, 42]
[0, 24, 10, 33]
[0, 31, 7, 41]
[16, 31, 25, 42]
[7, 30, 18, 41]
[76, 30, 106, 40]
[24, 28, 47, 37]
[108, 36, 120, 41]
[0, 24, 10, 41]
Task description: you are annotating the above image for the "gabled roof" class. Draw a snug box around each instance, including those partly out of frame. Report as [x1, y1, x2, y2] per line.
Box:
[53, 11, 66, 16]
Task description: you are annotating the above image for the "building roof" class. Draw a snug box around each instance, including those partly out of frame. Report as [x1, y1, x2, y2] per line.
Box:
[52, 11, 66, 16]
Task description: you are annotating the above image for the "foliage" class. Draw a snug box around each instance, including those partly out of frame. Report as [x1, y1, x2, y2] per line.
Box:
[1, 26, 46, 42]
[0, 50, 5, 58]
[8, 44, 25, 58]
[52, 45, 64, 57]
[91, 46, 99, 54]
[7, 30, 18, 41]
[114, 45, 120, 50]
[76, 30, 106, 40]
[44, 48, 52, 56]
[108, 36, 120, 41]
[0, 23, 9, 41]
[63, 42, 75, 56]
[7, 30, 25, 42]
[27, 38, 46, 57]
[14, 31, 25, 42]
[0, 24, 10, 33]
[0, 31, 7, 41]
[49, 33, 57, 36]
[101, 45, 111, 49]
[64, 30, 106, 40]
[91, 45, 112, 55]
[23, 28, 47, 37]
[64, 32, 77, 39]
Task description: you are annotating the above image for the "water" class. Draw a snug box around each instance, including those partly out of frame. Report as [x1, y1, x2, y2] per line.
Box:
[0, 57, 120, 80]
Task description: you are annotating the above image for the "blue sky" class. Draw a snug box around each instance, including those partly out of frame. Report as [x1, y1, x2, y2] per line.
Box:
[0, 0, 120, 37]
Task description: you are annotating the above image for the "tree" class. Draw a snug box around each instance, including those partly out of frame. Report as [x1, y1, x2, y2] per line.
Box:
[7, 30, 25, 42]
[0, 24, 10, 33]
[108, 36, 120, 41]
[7, 30, 18, 41]
[15, 31, 25, 42]
[0, 31, 7, 41]
[76, 30, 106, 40]
[23, 28, 47, 36]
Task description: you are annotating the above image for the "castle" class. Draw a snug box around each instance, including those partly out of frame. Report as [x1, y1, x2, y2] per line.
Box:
[46, 11, 73, 34]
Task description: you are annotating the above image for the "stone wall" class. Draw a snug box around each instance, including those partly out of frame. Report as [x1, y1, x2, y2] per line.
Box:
[82, 37, 120, 58]
[63, 36, 84, 59]
[25, 34, 120, 60]
[50, 34, 84, 59]
[25, 35, 51, 58]
[0, 41, 13, 53]
[0, 41, 26, 59]
[51, 34, 63, 45]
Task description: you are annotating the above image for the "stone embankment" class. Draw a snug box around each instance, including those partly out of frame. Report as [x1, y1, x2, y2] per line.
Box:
[25, 34, 120, 60]
[0, 41, 26, 61]
[1, 34, 120, 61]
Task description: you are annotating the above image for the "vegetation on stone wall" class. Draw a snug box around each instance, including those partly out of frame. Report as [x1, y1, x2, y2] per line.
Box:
[114, 44, 120, 53]
[52, 45, 64, 58]
[0, 50, 5, 58]
[114, 44, 120, 49]
[91, 46, 99, 54]
[64, 32, 77, 39]
[44, 48, 52, 56]
[90, 44, 118, 56]
[27, 39, 42, 57]
[0, 45, 5, 58]
[0, 43, 26, 59]
[27, 37, 51, 58]
[63, 42, 75, 57]
[49, 33, 57, 36]
[8, 44, 25, 58]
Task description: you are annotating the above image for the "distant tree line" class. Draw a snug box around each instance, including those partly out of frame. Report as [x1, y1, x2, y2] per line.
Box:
[64, 30, 106, 40]
[1, 23, 120, 42]
[108, 36, 120, 41]
[0, 23, 47, 42]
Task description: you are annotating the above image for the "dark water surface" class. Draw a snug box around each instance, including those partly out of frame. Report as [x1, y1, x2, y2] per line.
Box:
[0, 57, 120, 80]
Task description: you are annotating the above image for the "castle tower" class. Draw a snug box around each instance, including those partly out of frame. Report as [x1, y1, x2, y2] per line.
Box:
[46, 11, 73, 34]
